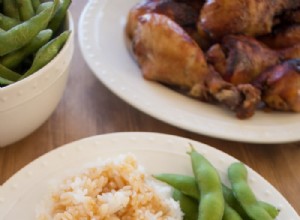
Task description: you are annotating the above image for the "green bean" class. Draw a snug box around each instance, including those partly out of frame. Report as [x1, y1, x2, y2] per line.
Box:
[48, 0, 71, 34]
[223, 183, 279, 219]
[20, 30, 70, 79]
[173, 189, 198, 220]
[228, 162, 273, 220]
[222, 184, 250, 219]
[36, 0, 60, 16]
[36, 2, 53, 14]
[16, 0, 35, 21]
[222, 203, 243, 220]
[3, 0, 20, 20]
[31, 0, 40, 12]
[155, 174, 244, 220]
[0, 64, 21, 81]
[0, 13, 20, 30]
[0, 3, 55, 56]
[155, 172, 278, 219]
[0, 76, 13, 86]
[1, 29, 53, 70]
[258, 201, 280, 219]
[154, 174, 199, 200]
[188, 147, 224, 220]
[0, 28, 4, 33]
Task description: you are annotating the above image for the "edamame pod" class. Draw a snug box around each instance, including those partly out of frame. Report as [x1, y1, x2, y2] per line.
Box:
[172, 189, 198, 220]
[16, 0, 35, 21]
[258, 201, 280, 219]
[228, 162, 273, 220]
[1, 29, 53, 69]
[31, 0, 41, 12]
[0, 3, 54, 56]
[3, 0, 20, 20]
[0, 76, 13, 86]
[154, 172, 278, 219]
[188, 147, 224, 220]
[36, 2, 53, 14]
[48, 0, 71, 34]
[0, 13, 20, 30]
[154, 174, 200, 200]
[20, 30, 70, 79]
[222, 204, 243, 220]
[0, 64, 21, 81]
[222, 184, 249, 219]
[36, 0, 60, 17]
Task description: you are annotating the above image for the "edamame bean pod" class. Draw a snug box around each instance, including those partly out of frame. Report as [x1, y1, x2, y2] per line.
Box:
[0, 76, 13, 86]
[31, 0, 41, 12]
[258, 201, 280, 219]
[222, 204, 243, 220]
[228, 162, 273, 220]
[223, 183, 278, 219]
[3, 0, 20, 20]
[0, 3, 54, 56]
[1, 29, 53, 69]
[0, 13, 20, 31]
[173, 189, 198, 220]
[37, 0, 60, 17]
[222, 184, 249, 219]
[155, 173, 277, 219]
[48, 0, 71, 34]
[16, 0, 35, 21]
[174, 186, 243, 220]
[20, 30, 70, 79]
[188, 147, 224, 220]
[0, 64, 21, 81]
[36, 2, 53, 14]
[154, 174, 200, 200]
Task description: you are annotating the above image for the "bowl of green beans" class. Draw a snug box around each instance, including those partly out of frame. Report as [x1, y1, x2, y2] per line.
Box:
[0, 0, 74, 147]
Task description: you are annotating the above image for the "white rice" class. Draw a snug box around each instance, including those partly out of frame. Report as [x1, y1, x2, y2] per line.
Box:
[36, 153, 183, 220]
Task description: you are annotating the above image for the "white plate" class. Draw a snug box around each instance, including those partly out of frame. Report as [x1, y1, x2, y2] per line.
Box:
[78, 0, 300, 144]
[0, 132, 299, 219]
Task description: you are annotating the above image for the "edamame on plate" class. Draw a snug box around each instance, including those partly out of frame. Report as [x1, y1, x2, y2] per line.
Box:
[155, 147, 280, 220]
[0, 0, 72, 87]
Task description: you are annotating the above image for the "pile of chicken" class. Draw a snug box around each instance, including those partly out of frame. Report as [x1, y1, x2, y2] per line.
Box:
[125, 0, 300, 119]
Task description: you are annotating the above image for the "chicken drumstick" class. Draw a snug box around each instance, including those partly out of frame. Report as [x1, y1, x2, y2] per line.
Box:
[130, 13, 260, 118]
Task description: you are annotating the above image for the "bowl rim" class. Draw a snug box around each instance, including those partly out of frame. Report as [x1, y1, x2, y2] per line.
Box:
[0, 11, 75, 111]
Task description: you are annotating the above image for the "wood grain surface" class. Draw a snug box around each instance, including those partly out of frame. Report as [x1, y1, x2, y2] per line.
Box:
[0, 0, 299, 216]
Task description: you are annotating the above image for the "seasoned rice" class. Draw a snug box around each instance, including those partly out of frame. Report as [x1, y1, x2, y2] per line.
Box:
[37, 153, 183, 220]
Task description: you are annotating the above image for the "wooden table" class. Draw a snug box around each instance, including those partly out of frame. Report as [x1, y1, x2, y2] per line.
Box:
[1, 0, 300, 216]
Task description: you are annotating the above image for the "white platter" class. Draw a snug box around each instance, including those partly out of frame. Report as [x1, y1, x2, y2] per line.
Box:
[78, 0, 300, 144]
[0, 132, 299, 219]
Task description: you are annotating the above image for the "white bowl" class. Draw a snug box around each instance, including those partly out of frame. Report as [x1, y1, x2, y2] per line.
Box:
[0, 12, 75, 147]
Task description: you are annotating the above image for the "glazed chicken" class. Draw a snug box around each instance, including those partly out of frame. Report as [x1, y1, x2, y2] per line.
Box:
[126, 0, 198, 42]
[281, 9, 300, 24]
[131, 13, 260, 118]
[206, 35, 280, 85]
[126, 0, 300, 118]
[259, 25, 300, 49]
[125, 0, 212, 50]
[132, 14, 207, 90]
[199, 0, 300, 40]
[207, 34, 300, 84]
[253, 59, 300, 112]
[280, 44, 300, 60]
